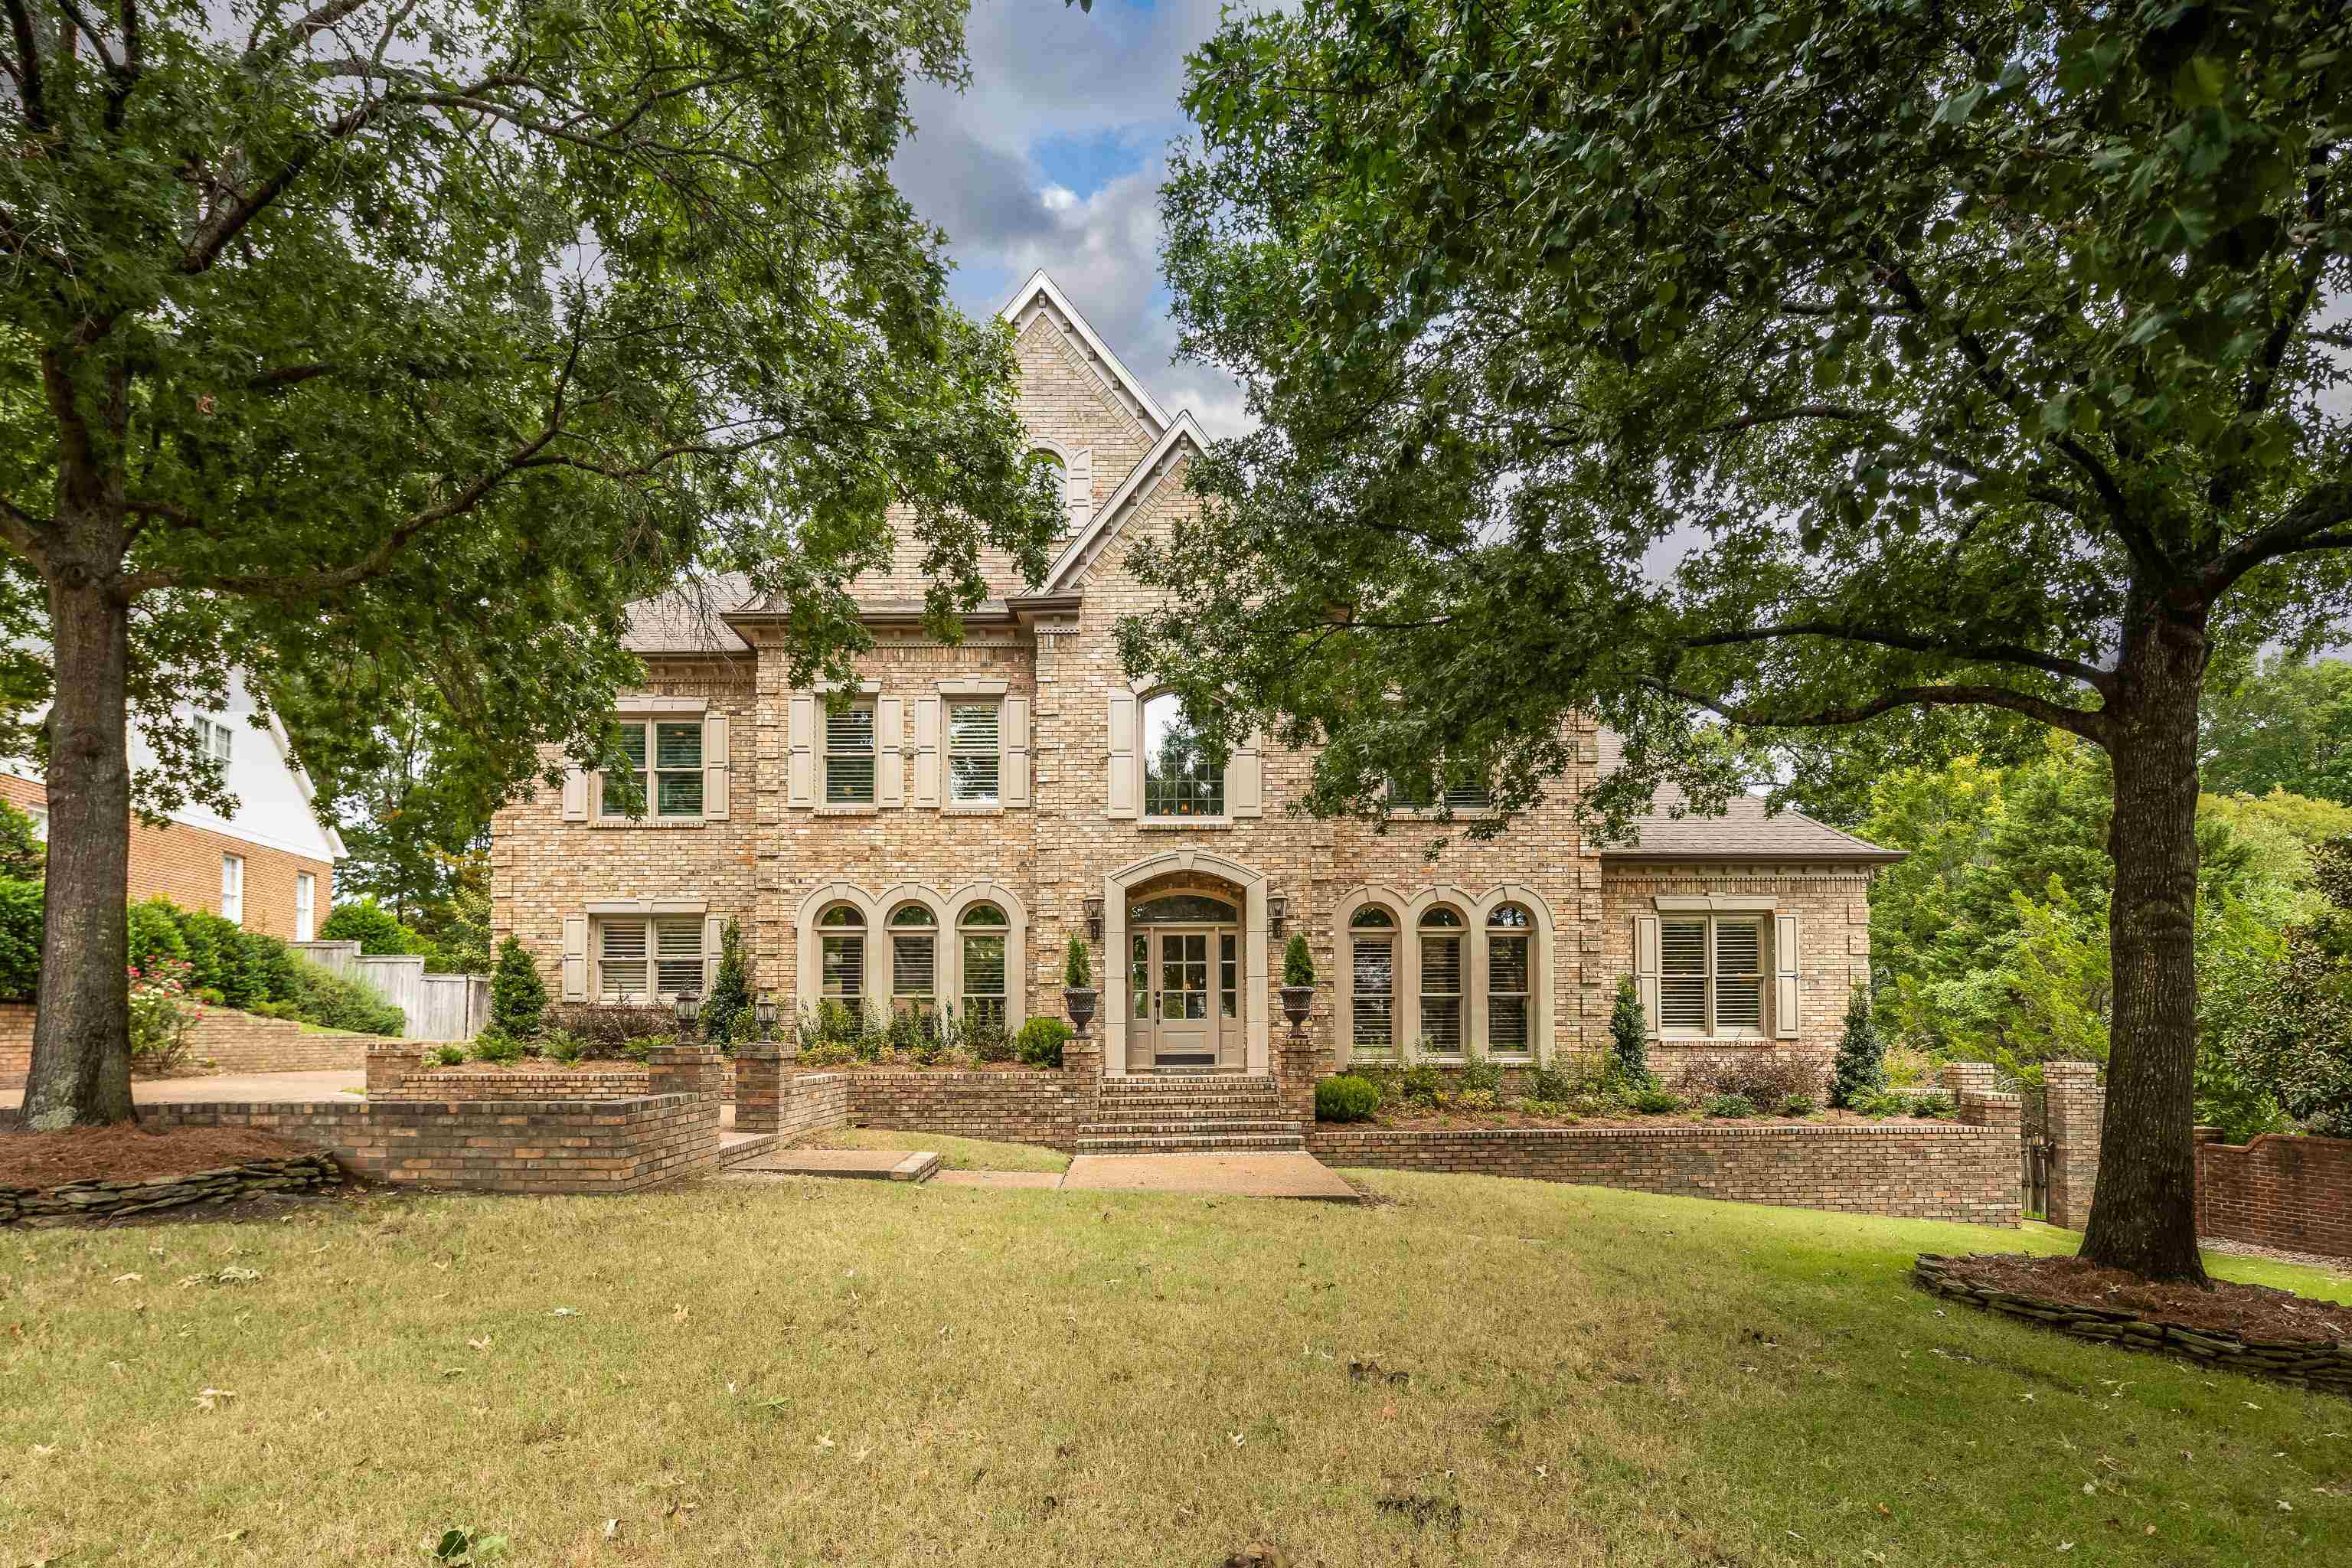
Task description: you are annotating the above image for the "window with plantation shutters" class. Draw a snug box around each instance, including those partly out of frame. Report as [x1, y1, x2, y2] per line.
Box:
[1659, 920, 1707, 1033]
[818, 904, 864, 1001]
[597, 920, 648, 998]
[1418, 906, 1465, 1053]
[889, 903, 935, 1007]
[1658, 916, 1766, 1036]
[960, 902, 1006, 1029]
[948, 702, 1000, 803]
[1350, 906, 1396, 1055]
[655, 918, 704, 995]
[1487, 903, 1531, 1055]
[1713, 921, 1763, 1032]
[825, 703, 876, 803]
[593, 916, 706, 1000]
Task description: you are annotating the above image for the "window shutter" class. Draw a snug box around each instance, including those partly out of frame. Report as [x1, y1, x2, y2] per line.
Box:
[1001, 696, 1031, 807]
[701, 713, 730, 820]
[704, 914, 725, 993]
[787, 694, 815, 808]
[1774, 913, 1802, 1037]
[561, 916, 589, 1001]
[875, 697, 905, 807]
[1106, 692, 1138, 818]
[561, 766, 590, 822]
[1634, 914, 1661, 1039]
[1227, 730, 1263, 818]
[913, 696, 941, 808]
[1067, 448, 1094, 528]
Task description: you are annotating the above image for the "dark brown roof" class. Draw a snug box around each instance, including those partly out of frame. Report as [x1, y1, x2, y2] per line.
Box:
[621, 575, 755, 655]
[1592, 730, 1903, 863]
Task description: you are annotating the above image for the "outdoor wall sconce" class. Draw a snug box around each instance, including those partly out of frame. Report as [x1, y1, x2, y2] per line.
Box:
[1083, 897, 1105, 942]
[675, 990, 702, 1033]
[1268, 894, 1288, 935]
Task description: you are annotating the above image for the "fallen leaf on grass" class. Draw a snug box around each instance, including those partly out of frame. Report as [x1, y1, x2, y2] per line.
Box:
[672, 1304, 690, 1323]
[30, 1443, 55, 1456]
[466, 1338, 493, 1352]
[111, 1273, 140, 1285]
[550, 1307, 580, 1318]
[193, 1388, 237, 1411]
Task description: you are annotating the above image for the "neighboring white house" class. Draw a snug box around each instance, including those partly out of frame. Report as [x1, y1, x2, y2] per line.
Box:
[2, 669, 345, 941]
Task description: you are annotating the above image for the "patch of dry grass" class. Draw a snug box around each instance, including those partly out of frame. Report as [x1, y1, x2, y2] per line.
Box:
[790, 1126, 1071, 1173]
[3, 1174, 2347, 1565]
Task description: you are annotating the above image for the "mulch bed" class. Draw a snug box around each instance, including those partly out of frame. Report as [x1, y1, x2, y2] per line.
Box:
[1936, 1253, 2351, 1344]
[1369, 1107, 1948, 1132]
[422, 1060, 645, 1075]
[789, 1059, 1053, 1074]
[0, 1124, 322, 1189]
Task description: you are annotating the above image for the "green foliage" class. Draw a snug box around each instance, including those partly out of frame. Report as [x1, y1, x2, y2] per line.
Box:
[1779, 1093, 1818, 1117]
[701, 920, 752, 1046]
[471, 1027, 524, 1065]
[2227, 836, 2352, 1138]
[428, 1044, 468, 1068]
[1457, 1044, 1503, 1095]
[127, 962, 201, 1072]
[489, 938, 548, 1040]
[1282, 933, 1316, 987]
[2203, 655, 2352, 805]
[1830, 984, 1886, 1109]
[0, 878, 39, 1003]
[1014, 1017, 1073, 1069]
[1315, 1074, 1380, 1122]
[1629, 1088, 1683, 1115]
[126, 900, 189, 975]
[1063, 933, 1092, 989]
[0, 800, 43, 881]
[1702, 1093, 1756, 1120]
[1607, 976, 1651, 1089]
[1524, 1059, 1577, 1105]
[286, 960, 407, 1037]
[543, 1030, 586, 1066]
[321, 897, 426, 958]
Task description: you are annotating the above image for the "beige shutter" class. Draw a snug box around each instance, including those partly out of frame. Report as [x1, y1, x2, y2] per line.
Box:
[560, 766, 590, 822]
[704, 914, 726, 994]
[1002, 696, 1031, 807]
[1227, 730, 1263, 817]
[912, 696, 942, 807]
[1774, 913, 1802, 1038]
[1067, 448, 1094, 528]
[876, 697, 905, 808]
[561, 916, 589, 1001]
[1634, 914, 1661, 1038]
[1106, 692, 1138, 818]
[786, 694, 815, 808]
[701, 712, 730, 820]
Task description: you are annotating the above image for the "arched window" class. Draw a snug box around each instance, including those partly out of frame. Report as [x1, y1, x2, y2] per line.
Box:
[1142, 693, 1224, 818]
[1029, 448, 1066, 483]
[1349, 905, 1398, 1058]
[889, 903, 936, 1011]
[1487, 903, 1533, 1057]
[959, 903, 1008, 1030]
[1418, 906, 1465, 1054]
[818, 904, 864, 1003]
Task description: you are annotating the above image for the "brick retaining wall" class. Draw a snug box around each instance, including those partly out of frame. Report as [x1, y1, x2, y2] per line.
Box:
[2195, 1132, 2352, 1261]
[0, 1004, 26, 1089]
[1308, 1120, 2022, 1224]
[2, 1001, 396, 1086]
[842, 1068, 1098, 1150]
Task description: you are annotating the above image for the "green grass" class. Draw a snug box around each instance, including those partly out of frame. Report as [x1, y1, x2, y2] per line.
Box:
[789, 1125, 1072, 1173]
[6, 1174, 2348, 1565]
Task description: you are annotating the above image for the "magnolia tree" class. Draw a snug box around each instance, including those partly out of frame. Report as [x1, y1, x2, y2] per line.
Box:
[1138, 0, 2352, 1279]
[2, 0, 1061, 1127]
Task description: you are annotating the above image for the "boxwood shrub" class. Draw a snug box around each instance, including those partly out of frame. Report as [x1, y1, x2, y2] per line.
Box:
[1315, 1073, 1380, 1122]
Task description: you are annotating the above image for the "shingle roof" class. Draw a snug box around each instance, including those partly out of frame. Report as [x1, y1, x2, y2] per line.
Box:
[621, 573, 755, 655]
[1592, 729, 1903, 862]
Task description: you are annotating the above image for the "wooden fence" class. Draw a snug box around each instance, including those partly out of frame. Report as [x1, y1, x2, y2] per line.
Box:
[294, 941, 490, 1040]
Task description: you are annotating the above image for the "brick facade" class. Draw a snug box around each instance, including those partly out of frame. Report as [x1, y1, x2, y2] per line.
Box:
[2194, 1131, 2352, 1261]
[0, 773, 332, 943]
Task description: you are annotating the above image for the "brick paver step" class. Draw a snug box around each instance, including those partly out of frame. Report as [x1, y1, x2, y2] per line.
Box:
[1079, 1117, 1304, 1138]
[1075, 1132, 1308, 1155]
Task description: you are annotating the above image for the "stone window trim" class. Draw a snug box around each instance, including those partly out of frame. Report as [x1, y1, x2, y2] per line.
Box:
[1022, 436, 1095, 530]
[912, 691, 1031, 810]
[1634, 910, 1801, 1041]
[787, 688, 918, 810]
[559, 902, 721, 1001]
[561, 708, 730, 825]
[1333, 882, 1556, 1070]
[792, 880, 1028, 1034]
[1105, 681, 1262, 822]
[1101, 848, 1270, 1076]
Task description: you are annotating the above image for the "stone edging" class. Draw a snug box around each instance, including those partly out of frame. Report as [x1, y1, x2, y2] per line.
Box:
[1913, 1253, 2352, 1393]
[2, 1152, 342, 1228]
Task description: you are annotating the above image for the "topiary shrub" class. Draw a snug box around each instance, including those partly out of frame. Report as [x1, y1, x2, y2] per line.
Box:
[1283, 932, 1316, 987]
[318, 896, 424, 956]
[1014, 1015, 1073, 1068]
[0, 877, 41, 1002]
[1315, 1073, 1380, 1121]
[1063, 932, 1091, 988]
[1609, 975, 1652, 1089]
[1829, 982, 1886, 1108]
[489, 936, 548, 1038]
[701, 919, 751, 1046]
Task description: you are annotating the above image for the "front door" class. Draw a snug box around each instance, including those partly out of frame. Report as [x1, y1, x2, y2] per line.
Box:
[1151, 929, 1216, 1064]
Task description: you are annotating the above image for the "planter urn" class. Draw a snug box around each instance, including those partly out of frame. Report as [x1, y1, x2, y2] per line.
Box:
[1279, 985, 1315, 1034]
[1063, 985, 1099, 1040]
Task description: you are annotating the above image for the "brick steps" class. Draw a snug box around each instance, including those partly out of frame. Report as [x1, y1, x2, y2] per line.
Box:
[1075, 1129, 1308, 1155]
[1081, 1073, 1302, 1154]
[1080, 1116, 1302, 1138]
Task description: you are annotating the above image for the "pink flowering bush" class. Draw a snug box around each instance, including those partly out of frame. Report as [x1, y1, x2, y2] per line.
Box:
[128, 958, 204, 1073]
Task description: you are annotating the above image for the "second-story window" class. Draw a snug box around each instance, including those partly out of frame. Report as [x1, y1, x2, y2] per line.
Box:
[825, 701, 876, 804]
[1142, 693, 1223, 818]
[603, 720, 702, 818]
[948, 702, 1001, 804]
[196, 716, 235, 764]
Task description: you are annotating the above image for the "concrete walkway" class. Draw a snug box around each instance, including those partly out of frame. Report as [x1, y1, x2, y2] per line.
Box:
[0, 1068, 365, 1109]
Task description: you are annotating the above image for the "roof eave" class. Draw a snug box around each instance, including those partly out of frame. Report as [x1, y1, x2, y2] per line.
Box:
[1598, 847, 1909, 865]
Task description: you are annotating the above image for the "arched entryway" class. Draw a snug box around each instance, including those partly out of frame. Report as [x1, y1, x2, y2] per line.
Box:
[1102, 851, 1270, 1076]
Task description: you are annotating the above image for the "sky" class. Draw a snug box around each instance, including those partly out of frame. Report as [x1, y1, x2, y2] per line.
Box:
[891, 0, 1258, 436]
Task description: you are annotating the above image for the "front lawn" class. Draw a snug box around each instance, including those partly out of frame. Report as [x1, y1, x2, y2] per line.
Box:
[7, 1175, 2347, 1564]
[788, 1126, 1073, 1174]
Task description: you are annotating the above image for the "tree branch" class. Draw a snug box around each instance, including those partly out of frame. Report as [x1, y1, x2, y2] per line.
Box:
[1645, 676, 2109, 744]
[4, 0, 46, 132]
[245, 0, 372, 66]
[1678, 621, 2110, 688]
[2200, 477, 2352, 595]
[0, 497, 54, 567]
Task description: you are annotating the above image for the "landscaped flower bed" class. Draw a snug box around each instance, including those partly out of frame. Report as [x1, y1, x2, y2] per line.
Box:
[1318, 1057, 1956, 1129]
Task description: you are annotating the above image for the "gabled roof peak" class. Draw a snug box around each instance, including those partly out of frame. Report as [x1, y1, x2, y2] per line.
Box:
[998, 269, 1171, 433]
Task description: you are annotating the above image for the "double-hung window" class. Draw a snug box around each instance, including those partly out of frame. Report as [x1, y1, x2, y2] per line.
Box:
[818, 905, 865, 1003]
[1659, 917, 1766, 1037]
[220, 854, 244, 926]
[1418, 906, 1465, 1053]
[1349, 906, 1397, 1057]
[1486, 903, 1532, 1055]
[890, 904, 936, 1011]
[294, 873, 315, 942]
[825, 702, 876, 804]
[947, 702, 1001, 804]
[959, 903, 1008, 1028]
[603, 720, 703, 818]
[196, 716, 234, 765]
[595, 915, 704, 1000]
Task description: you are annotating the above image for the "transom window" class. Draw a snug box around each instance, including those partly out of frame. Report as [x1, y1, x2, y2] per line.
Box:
[948, 702, 1001, 804]
[603, 720, 704, 818]
[959, 903, 1008, 1028]
[1418, 906, 1465, 1054]
[596, 915, 704, 1000]
[1142, 693, 1223, 818]
[825, 701, 876, 804]
[1350, 904, 1397, 1057]
[890, 903, 936, 1009]
[1130, 893, 1236, 923]
[1660, 916, 1766, 1037]
[818, 904, 864, 1001]
[1487, 903, 1532, 1056]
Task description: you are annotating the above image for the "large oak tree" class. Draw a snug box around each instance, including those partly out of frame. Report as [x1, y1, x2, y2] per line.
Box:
[3, 0, 1061, 1127]
[1137, 0, 2352, 1279]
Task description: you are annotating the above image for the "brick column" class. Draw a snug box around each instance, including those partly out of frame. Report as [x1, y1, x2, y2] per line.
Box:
[1062, 1036, 1101, 1129]
[735, 1048, 784, 1133]
[366, 1046, 423, 1098]
[1279, 1025, 1325, 1122]
[2043, 1060, 2105, 1231]
[1939, 1061, 1998, 1099]
[647, 1045, 725, 1099]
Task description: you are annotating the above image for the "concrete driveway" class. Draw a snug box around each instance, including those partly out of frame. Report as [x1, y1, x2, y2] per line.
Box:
[1, 1069, 364, 1110]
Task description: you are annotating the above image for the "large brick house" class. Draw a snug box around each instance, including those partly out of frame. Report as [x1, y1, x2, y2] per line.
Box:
[491, 273, 1900, 1083]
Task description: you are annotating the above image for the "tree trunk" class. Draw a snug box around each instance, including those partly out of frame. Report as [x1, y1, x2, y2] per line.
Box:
[18, 559, 136, 1129]
[2079, 601, 2209, 1283]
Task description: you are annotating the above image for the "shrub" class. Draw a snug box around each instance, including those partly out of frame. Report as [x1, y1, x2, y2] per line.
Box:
[1701, 1055, 1824, 1108]
[1779, 1092, 1818, 1116]
[963, 1011, 1013, 1062]
[545, 1002, 675, 1054]
[797, 1039, 857, 1067]
[701, 919, 752, 1045]
[1630, 1087, 1683, 1114]
[1456, 1044, 1504, 1095]
[0, 799, 44, 880]
[1063, 932, 1093, 988]
[1454, 1087, 1500, 1112]
[1829, 983, 1886, 1109]
[1014, 1015, 1073, 1068]
[427, 1043, 467, 1067]
[320, 896, 426, 956]
[129, 959, 203, 1073]
[1903, 1090, 1955, 1119]
[543, 1029, 586, 1064]
[194, 985, 226, 1006]
[471, 1026, 524, 1064]
[1282, 933, 1316, 987]
[126, 898, 189, 975]
[0, 876, 41, 1002]
[1702, 1092, 1756, 1119]
[1315, 1073, 1380, 1121]
[1398, 1061, 1445, 1106]
[489, 937, 548, 1038]
[1608, 975, 1652, 1089]
[1524, 1059, 1579, 1104]
[283, 958, 407, 1036]
[1853, 1089, 1909, 1118]
[235, 929, 302, 1008]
